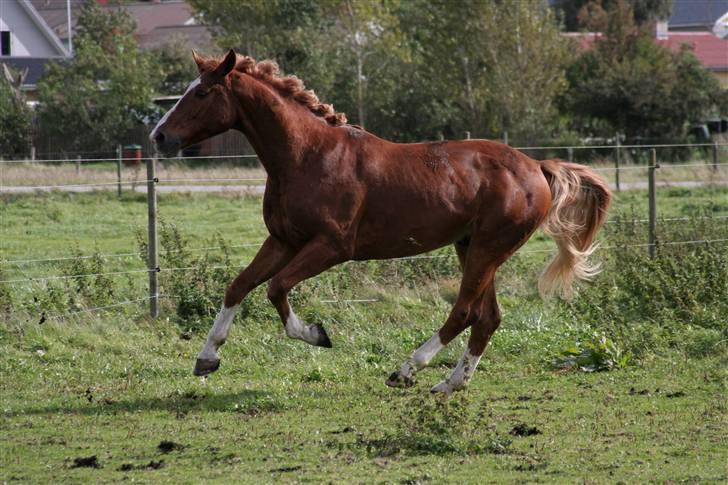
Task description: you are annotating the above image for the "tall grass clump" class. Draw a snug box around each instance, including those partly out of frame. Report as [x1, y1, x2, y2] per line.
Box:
[565, 211, 728, 356]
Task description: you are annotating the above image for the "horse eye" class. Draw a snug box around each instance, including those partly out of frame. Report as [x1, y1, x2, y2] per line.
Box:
[195, 89, 209, 98]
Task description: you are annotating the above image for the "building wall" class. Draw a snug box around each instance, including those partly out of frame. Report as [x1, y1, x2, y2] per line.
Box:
[714, 71, 728, 89]
[0, 1, 61, 57]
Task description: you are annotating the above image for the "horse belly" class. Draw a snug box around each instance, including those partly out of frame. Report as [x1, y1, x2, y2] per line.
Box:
[353, 197, 473, 260]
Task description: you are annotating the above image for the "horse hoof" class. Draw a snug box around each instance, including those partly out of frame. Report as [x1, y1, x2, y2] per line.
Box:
[193, 357, 220, 377]
[311, 324, 332, 348]
[430, 380, 457, 395]
[385, 371, 415, 388]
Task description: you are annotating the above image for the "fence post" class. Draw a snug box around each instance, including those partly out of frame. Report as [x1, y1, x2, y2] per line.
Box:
[567, 146, 573, 163]
[648, 148, 659, 259]
[75, 155, 81, 175]
[464, 131, 471, 140]
[116, 144, 122, 197]
[146, 156, 159, 318]
[503, 131, 508, 145]
[713, 142, 718, 172]
[30, 145, 35, 162]
[614, 135, 621, 192]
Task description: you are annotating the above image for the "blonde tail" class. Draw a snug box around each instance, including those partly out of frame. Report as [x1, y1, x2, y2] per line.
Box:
[538, 160, 612, 299]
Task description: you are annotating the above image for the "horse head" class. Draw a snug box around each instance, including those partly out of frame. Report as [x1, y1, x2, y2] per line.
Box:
[150, 49, 239, 157]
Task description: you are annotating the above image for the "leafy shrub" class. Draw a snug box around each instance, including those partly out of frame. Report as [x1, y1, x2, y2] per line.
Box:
[138, 221, 238, 332]
[566, 212, 728, 340]
[553, 332, 632, 372]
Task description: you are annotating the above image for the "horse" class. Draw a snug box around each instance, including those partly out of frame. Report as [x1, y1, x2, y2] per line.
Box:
[151, 49, 611, 394]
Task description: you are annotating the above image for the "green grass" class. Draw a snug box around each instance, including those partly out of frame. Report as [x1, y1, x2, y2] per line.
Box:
[2, 315, 726, 483]
[1, 188, 727, 483]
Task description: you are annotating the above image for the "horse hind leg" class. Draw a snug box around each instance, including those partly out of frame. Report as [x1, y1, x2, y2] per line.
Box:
[429, 212, 540, 393]
[385, 238, 475, 388]
[431, 283, 500, 394]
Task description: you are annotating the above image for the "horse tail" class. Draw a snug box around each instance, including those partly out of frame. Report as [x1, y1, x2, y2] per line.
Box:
[537, 159, 612, 299]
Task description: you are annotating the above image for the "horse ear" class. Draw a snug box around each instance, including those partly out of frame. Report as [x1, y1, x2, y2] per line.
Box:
[215, 49, 237, 78]
[192, 49, 205, 73]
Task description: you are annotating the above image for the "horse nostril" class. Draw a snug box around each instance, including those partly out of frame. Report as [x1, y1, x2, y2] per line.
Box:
[154, 132, 166, 144]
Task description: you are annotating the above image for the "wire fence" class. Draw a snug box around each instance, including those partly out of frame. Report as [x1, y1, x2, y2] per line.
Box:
[2, 142, 727, 320]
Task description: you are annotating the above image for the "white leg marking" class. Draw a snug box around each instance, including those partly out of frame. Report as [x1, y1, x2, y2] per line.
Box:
[149, 77, 201, 141]
[285, 309, 324, 345]
[399, 333, 444, 378]
[285, 309, 307, 340]
[198, 304, 239, 360]
[431, 347, 482, 394]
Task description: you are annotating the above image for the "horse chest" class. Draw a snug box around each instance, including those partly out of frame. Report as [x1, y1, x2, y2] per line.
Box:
[262, 186, 323, 244]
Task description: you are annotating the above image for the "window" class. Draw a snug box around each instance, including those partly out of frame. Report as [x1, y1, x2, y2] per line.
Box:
[0, 31, 10, 56]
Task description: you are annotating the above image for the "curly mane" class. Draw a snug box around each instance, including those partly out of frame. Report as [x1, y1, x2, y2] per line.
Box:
[232, 56, 347, 126]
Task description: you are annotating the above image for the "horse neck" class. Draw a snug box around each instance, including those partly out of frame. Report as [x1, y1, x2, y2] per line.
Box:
[231, 75, 327, 178]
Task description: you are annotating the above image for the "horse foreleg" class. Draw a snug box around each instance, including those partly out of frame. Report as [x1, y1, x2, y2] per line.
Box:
[194, 237, 294, 376]
[267, 238, 344, 347]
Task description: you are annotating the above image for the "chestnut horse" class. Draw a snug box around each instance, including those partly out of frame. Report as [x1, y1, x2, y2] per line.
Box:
[151, 49, 611, 394]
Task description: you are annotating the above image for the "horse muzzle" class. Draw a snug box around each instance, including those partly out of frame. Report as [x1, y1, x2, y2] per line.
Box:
[151, 130, 181, 158]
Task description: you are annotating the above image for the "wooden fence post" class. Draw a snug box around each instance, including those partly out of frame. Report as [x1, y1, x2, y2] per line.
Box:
[116, 145, 122, 197]
[713, 142, 718, 172]
[614, 135, 621, 192]
[648, 148, 659, 259]
[146, 156, 159, 318]
[75, 155, 81, 175]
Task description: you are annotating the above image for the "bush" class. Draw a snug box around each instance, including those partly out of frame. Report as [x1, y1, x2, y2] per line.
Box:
[565, 212, 728, 354]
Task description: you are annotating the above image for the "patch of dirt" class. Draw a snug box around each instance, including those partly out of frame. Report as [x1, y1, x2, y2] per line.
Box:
[146, 460, 165, 470]
[158, 440, 185, 453]
[629, 387, 650, 395]
[510, 424, 542, 437]
[269, 465, 302, 473]
[665, 390, 686, 398]
[118, 460, 165, 471]
[70, 455, 99, 469]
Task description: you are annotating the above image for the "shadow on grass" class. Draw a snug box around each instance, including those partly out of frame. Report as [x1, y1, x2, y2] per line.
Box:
[8, 389, 281, 417]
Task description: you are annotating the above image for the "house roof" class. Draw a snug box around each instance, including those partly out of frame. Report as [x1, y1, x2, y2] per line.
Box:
[658, 32, 728, 70]
[669, 0, 728, 29]
[564, 31, 728, 71]
[31, 0, 212, 51]
[28, 0, 84, 44]
[14, 0, 70, 57]
[107, 1, 212, 50]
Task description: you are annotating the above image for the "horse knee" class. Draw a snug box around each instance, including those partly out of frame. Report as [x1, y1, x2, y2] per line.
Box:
[223, 284, 244, 308]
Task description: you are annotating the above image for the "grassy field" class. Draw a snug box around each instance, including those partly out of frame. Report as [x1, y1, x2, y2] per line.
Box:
[1, 187, 727, 483]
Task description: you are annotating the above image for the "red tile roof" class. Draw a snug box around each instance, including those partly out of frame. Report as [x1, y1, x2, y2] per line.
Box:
[564, 32, 728, 71]
[657, 32, 728, 70]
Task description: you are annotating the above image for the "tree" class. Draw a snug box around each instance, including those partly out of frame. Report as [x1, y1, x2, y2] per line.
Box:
[552, 0, 672, 31]
[190, 0, 571, 142]
[152, 36, 201, 95]
[562, 0, 723, 140]
[399, 0, 572, 142]
[37, 2, 160, 154]
[0, 65, 33, 158]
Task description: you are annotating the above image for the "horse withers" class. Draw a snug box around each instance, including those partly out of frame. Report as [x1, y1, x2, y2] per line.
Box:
[151, 49, 611, 394]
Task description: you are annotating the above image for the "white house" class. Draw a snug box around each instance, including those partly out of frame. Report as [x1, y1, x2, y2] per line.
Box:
[0, 0, 69, 96]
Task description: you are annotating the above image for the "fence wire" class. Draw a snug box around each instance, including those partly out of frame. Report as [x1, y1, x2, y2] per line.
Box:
[3, 144, 726, 318]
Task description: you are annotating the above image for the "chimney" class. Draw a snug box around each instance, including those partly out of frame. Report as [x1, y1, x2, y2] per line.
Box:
[656, 20, 668, 40]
